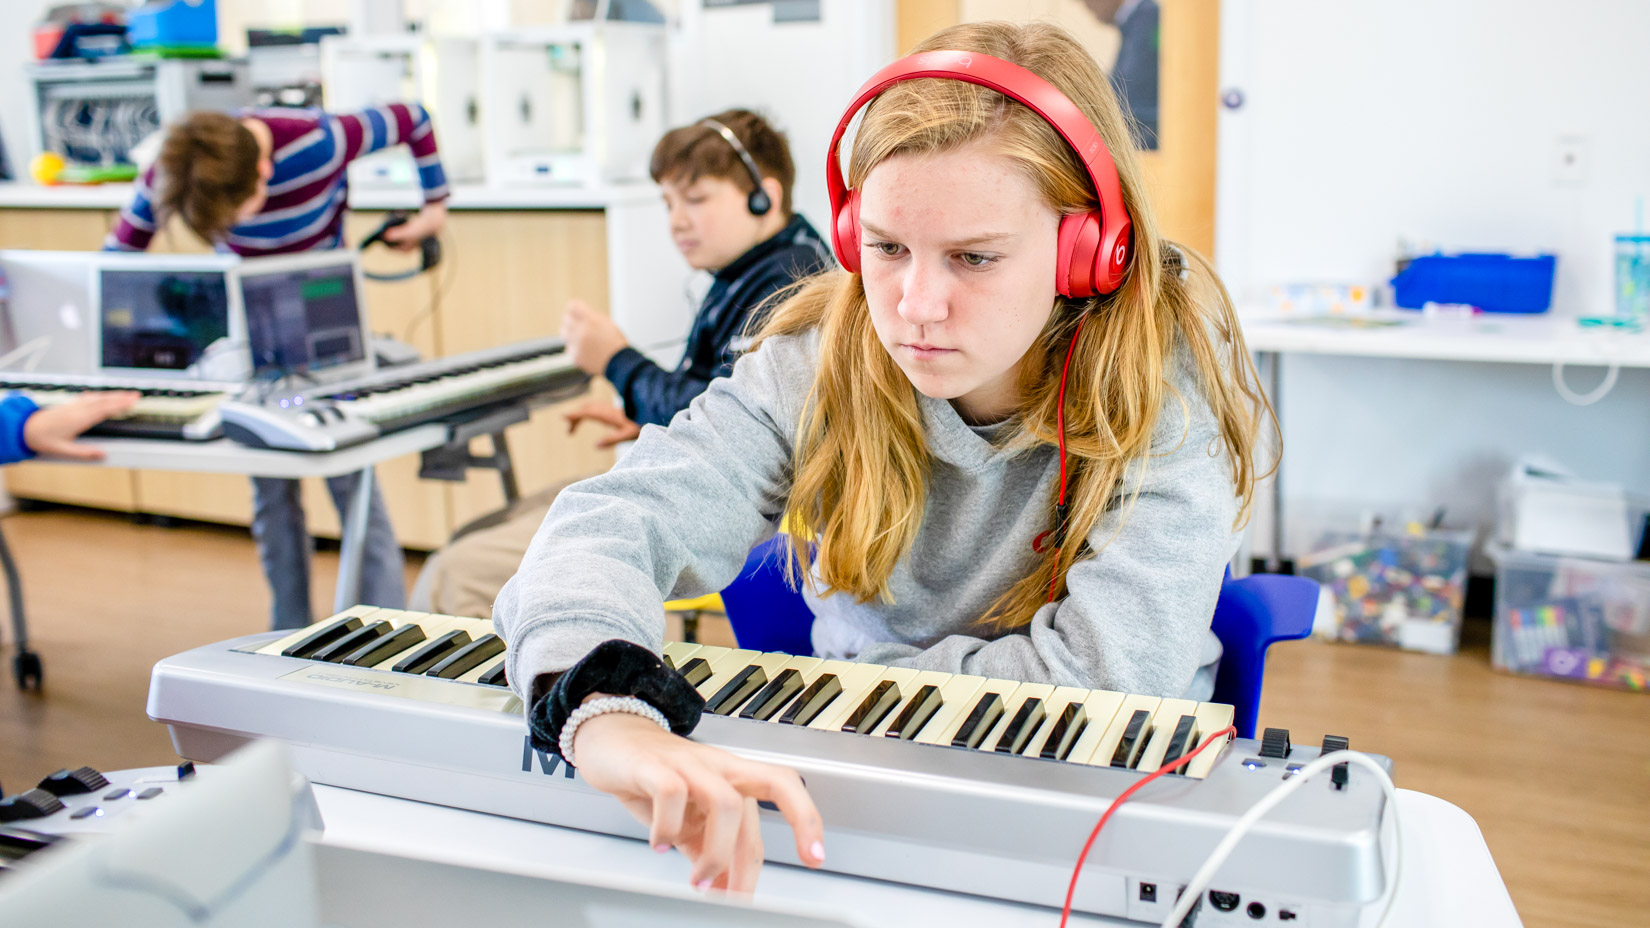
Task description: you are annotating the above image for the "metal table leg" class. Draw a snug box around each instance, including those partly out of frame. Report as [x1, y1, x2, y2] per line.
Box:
[0, 523, 41, 690]
[334, 466, 375, 614]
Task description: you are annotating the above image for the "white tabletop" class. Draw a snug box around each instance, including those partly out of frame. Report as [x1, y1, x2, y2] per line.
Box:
[310, 785, 1521, 928]
[1239, 310, 1650, 368]
[60, 424, 448, 480]
[0, 180, 661, 213]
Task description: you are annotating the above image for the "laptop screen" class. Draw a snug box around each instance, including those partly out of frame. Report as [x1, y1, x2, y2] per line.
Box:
[99, 267, 233, 371]
[240, 260, 367, 375]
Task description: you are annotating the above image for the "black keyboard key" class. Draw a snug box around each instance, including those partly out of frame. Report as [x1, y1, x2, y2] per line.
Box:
[677, 657, 713, 688]
[313, 620, 392, 663]
[778, 674, 840, 726]
[739, 668, 804, 721]
[426, 634, 506, 679]
[842, 680, 901, 734]
[993, 698, 1047, 754]
[706, 665, 768, 715]
[1160, 715, 1199, 772]
[1039, 702, 1089, 760]
[342, 623, 427, 667]
[392, 629, 471, 675]
[885, 684, 942, 740]
[952, 693, 1006, 749]
[1110, 709, 1152, 768]
[1323, 734, 1351, 789]
[281, 616, 365, 658]
[478, 661, 509, 687]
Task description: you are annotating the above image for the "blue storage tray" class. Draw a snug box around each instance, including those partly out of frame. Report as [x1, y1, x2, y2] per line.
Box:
[1391, 253, 1556, 313]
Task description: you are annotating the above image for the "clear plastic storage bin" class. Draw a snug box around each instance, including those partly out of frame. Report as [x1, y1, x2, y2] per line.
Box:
[1486, 543, 1650, 693]
[1296, 515, 1473, 655]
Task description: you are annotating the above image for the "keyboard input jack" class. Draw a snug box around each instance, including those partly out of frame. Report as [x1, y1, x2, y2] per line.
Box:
[1209, 890, 1240, 912]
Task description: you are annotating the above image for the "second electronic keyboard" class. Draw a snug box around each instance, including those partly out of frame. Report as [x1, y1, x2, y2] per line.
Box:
[150, 607, 1393, 925]
[0, 371, 228, 441]
[218, 337, 587, 452]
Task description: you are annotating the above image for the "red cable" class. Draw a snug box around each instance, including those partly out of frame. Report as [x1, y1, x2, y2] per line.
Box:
[1058, 725, 1239, 928]
[1040, 317, 1087, 603]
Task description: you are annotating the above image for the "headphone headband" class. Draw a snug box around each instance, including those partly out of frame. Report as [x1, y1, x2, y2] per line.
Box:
[825, 50, 1133, 296]
[699, 118, 772, 216]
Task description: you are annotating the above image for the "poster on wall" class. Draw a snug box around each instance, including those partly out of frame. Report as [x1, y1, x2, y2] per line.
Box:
[959, 0, 1158, 149]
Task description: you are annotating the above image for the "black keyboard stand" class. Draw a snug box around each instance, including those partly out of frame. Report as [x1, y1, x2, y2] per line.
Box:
[417, 403, 530, 506]
[0, 519, 41, 691]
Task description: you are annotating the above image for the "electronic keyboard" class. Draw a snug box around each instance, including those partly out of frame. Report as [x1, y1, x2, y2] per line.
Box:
[218, 338, 586, 452]
[0, 372, 228, 441]
[148, 607, 1394, 926]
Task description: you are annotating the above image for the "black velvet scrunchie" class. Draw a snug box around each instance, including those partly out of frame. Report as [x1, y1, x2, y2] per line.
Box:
[526, 639, 705, 759]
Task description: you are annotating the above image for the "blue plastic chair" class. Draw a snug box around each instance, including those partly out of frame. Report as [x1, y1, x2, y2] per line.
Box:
[719, 539, 1320, 740]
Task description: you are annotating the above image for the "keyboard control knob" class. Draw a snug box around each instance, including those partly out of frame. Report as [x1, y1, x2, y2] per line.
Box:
[38, 766, 110, 797]
[0, 788, 66, 822]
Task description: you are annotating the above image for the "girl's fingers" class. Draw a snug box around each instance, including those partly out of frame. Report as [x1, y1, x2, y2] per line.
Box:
[633, 761, 689, 851]
[679, 762, 746, 888]
[722, 759, 826, 867]
[724, 797, 765, 895]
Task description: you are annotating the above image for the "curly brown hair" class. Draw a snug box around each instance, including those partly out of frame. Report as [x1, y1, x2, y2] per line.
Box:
[155, 111, 262, 244]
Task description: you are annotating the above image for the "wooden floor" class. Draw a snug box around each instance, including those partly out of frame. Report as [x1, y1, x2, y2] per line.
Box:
[1, 508, 1646, 927]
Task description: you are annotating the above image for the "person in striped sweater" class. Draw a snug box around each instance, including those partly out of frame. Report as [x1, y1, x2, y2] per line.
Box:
[106, 104, 451, 630]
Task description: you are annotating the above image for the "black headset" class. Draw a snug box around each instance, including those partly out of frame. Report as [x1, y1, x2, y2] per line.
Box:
[358, 211, 442, 281]
[698, 118, 772, 217]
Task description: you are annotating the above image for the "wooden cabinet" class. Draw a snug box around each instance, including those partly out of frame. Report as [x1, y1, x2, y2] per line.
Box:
[434, 210, 615, 530]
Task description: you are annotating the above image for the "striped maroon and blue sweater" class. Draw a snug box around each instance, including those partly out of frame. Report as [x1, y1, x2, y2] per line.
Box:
[105, 103, 449, 256]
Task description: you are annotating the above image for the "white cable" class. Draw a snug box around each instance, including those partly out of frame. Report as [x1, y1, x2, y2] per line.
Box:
[1160, 750, 1402, 928]
[0, 337, 52, 373]
[1552, 361, 1620, 406]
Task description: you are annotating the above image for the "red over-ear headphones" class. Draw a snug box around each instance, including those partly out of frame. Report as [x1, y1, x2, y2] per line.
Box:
[825, 49, 1134, 298]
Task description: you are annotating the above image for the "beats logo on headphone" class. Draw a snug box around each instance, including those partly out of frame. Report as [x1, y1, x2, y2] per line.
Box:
[824, 49, 1134, 298]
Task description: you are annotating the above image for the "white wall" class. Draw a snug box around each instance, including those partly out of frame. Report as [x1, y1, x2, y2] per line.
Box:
[667, 0, 896, 230]
[1218, 0, 1650, 558]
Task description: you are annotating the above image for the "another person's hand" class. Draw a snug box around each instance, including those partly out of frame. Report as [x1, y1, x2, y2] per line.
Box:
[561, 299, 629, 375]
[564, 399, 643, 449]
[571, 708, 826, 893]
[22, 391, 140, 461]
[382, 202, 449, 251]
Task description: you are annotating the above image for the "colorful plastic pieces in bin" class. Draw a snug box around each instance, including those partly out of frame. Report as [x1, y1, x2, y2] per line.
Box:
[1299, 525, 1469, 654]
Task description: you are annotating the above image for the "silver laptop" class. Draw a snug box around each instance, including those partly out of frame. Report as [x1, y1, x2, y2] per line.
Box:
[93, 251, 244, 387]
[236, 250, 377, 386]
[0, 250, 99, 375]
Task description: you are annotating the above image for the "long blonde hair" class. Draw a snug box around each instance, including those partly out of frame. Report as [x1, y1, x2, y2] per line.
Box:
[757, 21, 1274, 628]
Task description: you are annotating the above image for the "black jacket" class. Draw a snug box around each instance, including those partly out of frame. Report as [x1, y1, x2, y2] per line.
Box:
[604, 212, 833, 427]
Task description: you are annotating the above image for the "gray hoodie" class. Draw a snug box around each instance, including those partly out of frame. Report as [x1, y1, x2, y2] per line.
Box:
[494, 329, 1239, 703]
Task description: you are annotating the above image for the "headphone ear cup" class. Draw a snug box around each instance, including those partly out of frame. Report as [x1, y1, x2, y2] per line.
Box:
[833, 188, 862, 273]
[748, 188, 772, 216]
[1056, 212, 1102, 298]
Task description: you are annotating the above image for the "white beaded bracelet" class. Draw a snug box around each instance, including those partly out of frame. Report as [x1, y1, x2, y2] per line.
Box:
[558, 695, 671, 767]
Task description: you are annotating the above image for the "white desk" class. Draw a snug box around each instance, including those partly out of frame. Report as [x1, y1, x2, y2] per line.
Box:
[65, 425, 449, 612]
[1239, 311, 1650, 568]
[311, 785, 1521, 927]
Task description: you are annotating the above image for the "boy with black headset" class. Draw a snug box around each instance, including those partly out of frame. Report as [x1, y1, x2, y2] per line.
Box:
[412, 108, 832, 617]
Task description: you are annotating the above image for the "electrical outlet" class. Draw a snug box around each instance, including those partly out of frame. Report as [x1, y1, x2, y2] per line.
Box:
[1552, 135, 1588, 186]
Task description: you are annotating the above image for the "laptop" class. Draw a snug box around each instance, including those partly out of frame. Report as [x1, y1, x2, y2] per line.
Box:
[236, 250, 376, 386]
[93, 251, 244, 385]
[0, 250, 99, 374]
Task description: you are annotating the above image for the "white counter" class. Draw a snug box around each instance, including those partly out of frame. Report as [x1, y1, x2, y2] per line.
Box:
[0, 180, 663, 212]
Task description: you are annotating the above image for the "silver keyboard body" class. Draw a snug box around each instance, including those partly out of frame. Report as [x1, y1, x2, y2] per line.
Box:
[220, 337, 586, 451]
[150, 624, 1392, 926]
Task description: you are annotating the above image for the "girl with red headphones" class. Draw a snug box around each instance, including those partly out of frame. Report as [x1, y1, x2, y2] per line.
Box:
[492, 21, 1272, 894]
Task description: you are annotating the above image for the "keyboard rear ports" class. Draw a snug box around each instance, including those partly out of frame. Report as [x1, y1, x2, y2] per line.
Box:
[1209, 890, 1240, 912]
[1279, 910, 1299, 921]
[1248, 901, 1267, 919]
